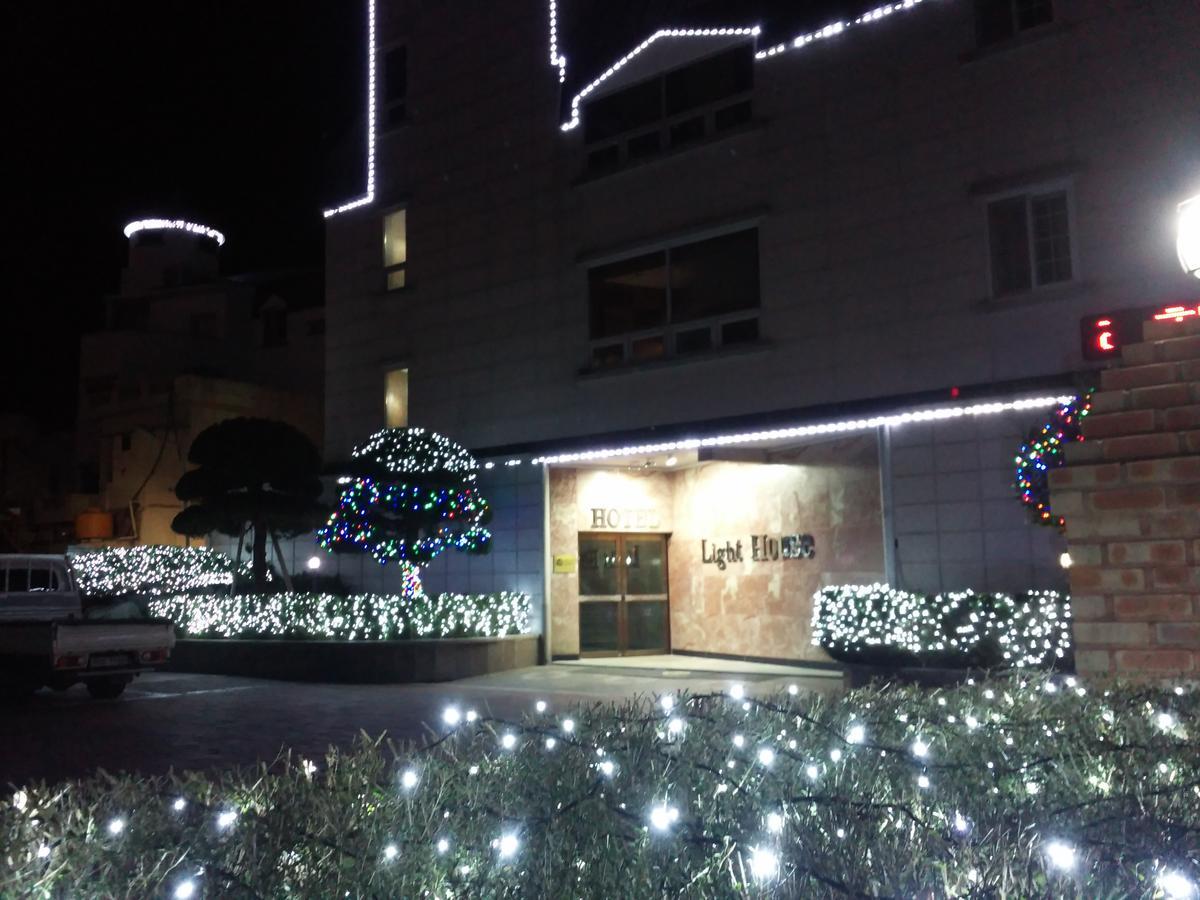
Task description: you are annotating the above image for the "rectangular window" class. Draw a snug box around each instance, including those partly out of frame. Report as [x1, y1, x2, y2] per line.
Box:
[383, 46, 407, 128]
[975, 0, 1053, 47]
[582, 45, 754, 174]
[383, 208, 407, 290]
[587, 228, 760, 368]
[385, 368, 409, 428]
[987, 189, 1073, 297]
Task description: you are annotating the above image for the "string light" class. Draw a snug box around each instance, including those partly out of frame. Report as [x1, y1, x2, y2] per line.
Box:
[649, 803, 680, 832]
[400, 769, 419, 790]
[748, 846, 780, 882]
[1014, 395, 1091, 529]
[107, 818, 125, 836]
[173, 880, 197, 900]
[382, 844, 398, 861]
[324, 0, 376, 217]
[71, 545, 257, 599]
[528, 395, 1073, 466]
[813, 584, 1072, 669]
[496, 833, 520, 860]
[148, 590, 531, 641]
[216, 810, 238, 829]
[1044, 840, 1077, 871]
[123, 218, 225, 246]
[1160, 871, 1198, 899]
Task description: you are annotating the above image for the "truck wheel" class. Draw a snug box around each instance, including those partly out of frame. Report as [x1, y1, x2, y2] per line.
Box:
[86, 677, 130, 700]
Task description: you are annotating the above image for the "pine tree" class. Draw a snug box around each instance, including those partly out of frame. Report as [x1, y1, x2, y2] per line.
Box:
[318, 428, 492, 596]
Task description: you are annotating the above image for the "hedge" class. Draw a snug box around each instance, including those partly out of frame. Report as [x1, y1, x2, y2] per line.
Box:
[2, 677, 1197, 897]
[811, 584, 1072, 669]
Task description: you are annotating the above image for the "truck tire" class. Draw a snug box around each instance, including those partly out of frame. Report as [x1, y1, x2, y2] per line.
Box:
[86, 677, 130, 700]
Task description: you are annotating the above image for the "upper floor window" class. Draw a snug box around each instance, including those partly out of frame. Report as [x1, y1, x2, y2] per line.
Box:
[383, 208, 407, 290]
[975, 0, 1053, 47]
[987, 188, 1073, 297]
[383, 46, 407, 128]
[583, 45, 754, 176]
[587, 228, 760, 369]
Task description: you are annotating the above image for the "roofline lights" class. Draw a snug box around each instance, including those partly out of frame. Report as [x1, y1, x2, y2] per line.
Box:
[560, 27, 763, 133]
[521, 394, 1075, 466]
[324, 0, 378, 218]
[123, 219, 226, 247]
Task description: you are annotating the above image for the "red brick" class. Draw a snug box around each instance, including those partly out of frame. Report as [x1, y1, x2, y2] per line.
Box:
[1182, 359, 1200, 381]
[1107, 540, 1185, 565]
[1144, 318, 1200, 341]
[1130, 383, 1192, 409]
[1165, 405, 1200, 431]
[1070, 566, 1146, 592]
[1160, 335, 1200, 362]
[1113, 595, 1193, 620]
[1051, 465, 1119, 490]
[1102, 433, 1181, 460]
[1186, 431, 1200, 453]
[1075, 650, 1113, 674]
[1153, 567, 1200, 590]
[1157, 623, 1200, 646]
[1114, 650, 1196, 672]
[1075, 622, 1149, 646]
[1089, 486, 1166, 511]
[1071, 595, 1109, 620]
[1084, 409, 1156, 439]
[1064, 514, 1143, 540]
[1089, 390, 1129, 414]
[1122, 342, 1159, 366]
[1053, 491, 1085, 517]
[1176, 484, 1200, 508]
[1101, 363, 1179, 391]
[1142, 511, 1200, 538]
[1065, 441, 1105, 464]
[1069, 544, 1103, 566]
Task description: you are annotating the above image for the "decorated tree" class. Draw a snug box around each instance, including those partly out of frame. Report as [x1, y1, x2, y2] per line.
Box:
[318, 427, 492, 597]
[1013, 393, 1091, 529]
[172, 418, 326, 593]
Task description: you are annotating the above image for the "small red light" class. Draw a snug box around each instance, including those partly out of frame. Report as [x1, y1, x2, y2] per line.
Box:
[950, 386, 960, 398]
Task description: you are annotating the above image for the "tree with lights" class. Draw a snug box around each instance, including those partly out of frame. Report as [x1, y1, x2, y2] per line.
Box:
[1013, 393, 1091, 529]
[172, 418, 326, 593]
[318, 427, 492, 597]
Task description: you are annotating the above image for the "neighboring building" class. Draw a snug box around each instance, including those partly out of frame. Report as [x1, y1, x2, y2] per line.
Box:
[316, 0, 1200, 664]
[73, 219, 324, 548]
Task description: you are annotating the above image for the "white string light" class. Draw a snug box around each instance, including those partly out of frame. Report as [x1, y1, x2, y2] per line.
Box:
[526, 395, 1074, 466]
[123, 218, 226, 246]
[324, 0, 377, 218]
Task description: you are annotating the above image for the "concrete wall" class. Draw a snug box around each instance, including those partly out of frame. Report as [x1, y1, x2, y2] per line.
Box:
[889, 411, 1070, 595]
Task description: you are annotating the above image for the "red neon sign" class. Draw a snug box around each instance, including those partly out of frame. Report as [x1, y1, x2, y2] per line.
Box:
[1153, 304, 1200, 322]
[1082, 303, 1200, 360]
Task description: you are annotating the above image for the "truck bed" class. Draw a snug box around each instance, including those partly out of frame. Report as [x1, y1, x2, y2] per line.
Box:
[0, 619, 176, 657]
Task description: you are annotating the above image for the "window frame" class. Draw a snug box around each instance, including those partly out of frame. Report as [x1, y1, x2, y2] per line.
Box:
[382, 205, 408, 292]
[383, 365, 410, 429]
[585, 224, 762, 370]
[984, 180, 1078, 300]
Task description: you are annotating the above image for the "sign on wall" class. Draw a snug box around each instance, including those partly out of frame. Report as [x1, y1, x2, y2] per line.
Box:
[552, 555, 577, 574]
[701, 534, 816, 570]
[589, 507, 661, 530]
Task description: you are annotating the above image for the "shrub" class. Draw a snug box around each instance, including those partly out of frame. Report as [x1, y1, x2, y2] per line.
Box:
[147, 591, 531, 640]
[2, 677, 1196, 897]
[812, 584, 1072, 669]
[69, 546, 259, 600]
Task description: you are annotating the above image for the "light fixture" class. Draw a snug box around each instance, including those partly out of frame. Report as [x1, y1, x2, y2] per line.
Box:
[664, 455, 678, 467]
[306, 555, 322, 571]
[1059, 552, 1072, 569]
[1179, 196, 1200, 278]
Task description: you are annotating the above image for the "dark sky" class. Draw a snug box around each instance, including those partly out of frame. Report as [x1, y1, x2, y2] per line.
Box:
[4, 1, 365, 426]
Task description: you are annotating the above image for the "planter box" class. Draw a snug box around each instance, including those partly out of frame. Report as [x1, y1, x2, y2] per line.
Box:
[167, 634, 539, 684]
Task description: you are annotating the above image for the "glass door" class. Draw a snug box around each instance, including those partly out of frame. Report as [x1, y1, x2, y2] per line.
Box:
[578, 533, 669, 657]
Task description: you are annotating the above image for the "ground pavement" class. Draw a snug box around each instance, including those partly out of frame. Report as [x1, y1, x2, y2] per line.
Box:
[1, 663, 839, 787]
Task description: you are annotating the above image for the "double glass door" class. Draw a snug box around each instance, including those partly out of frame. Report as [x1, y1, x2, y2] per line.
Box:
[578, 533, 669, 656]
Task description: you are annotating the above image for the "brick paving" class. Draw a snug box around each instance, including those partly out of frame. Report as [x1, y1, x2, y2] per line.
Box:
[0, 666, 838, 787]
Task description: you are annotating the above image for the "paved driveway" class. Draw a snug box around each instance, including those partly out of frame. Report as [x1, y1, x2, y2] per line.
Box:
[1, 665, 838, 787]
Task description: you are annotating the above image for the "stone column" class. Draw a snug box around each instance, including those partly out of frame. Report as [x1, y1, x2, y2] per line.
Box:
[1049, 317, 1200, 677]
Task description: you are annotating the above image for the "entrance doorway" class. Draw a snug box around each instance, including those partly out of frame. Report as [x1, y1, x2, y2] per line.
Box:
[577, 533, 669, 656]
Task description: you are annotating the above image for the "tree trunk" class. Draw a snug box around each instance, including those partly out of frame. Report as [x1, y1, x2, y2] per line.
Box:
[270, 530, 295, 593]
[252, 520, 268, 593]
[230, 525, 247, 597]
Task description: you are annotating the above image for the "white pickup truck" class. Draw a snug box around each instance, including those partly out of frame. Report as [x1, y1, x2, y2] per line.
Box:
[0, 555, 175, 700]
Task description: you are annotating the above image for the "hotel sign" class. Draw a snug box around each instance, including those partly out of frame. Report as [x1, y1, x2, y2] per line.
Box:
[701, 534, 816, 570]
[590, 507, 662, 530]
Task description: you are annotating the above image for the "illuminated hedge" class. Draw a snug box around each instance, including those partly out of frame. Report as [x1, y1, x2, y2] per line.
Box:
[3, 677, 1198, 897]
[70, 545, 259, 599]
[812, 584, 1072, 669]
[147, 591, 531, 640]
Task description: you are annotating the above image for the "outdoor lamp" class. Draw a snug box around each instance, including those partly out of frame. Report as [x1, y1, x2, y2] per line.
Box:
[1180, 196, 1200, 278]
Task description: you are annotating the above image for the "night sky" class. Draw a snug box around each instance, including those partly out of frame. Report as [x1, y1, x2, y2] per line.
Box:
[5, 1, 365, 426]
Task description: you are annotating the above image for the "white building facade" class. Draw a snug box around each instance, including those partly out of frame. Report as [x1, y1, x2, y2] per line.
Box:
[318, 0, 1200, 663]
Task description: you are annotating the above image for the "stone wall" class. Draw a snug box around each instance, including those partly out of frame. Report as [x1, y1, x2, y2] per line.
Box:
[1050, 317, 1200, 677]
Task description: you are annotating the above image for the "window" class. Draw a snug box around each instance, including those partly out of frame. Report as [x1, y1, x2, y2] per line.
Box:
[987, 189, 1073, 297]
[385, 368, 409, 428]
[587, 228, 760, 369]
[383, 46, 407, 127]
[383, 208, 407, 290]
[975, 0, 1053, 47]
[582, 45, 754, 175]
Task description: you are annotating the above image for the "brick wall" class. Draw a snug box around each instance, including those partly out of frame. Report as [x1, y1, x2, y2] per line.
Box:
[1050, 317, 1200, 677]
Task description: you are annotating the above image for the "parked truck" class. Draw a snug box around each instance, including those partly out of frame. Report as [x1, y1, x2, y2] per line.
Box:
[0, 555, 175, 700]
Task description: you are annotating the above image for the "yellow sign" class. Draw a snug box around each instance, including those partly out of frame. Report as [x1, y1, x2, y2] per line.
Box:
[553, 555, 577, 574]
